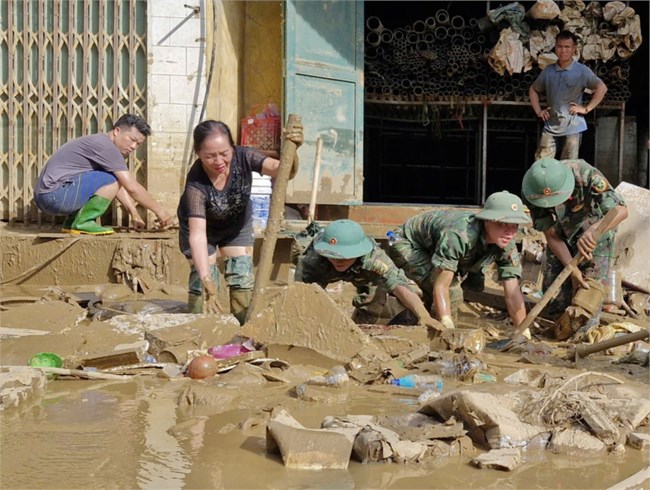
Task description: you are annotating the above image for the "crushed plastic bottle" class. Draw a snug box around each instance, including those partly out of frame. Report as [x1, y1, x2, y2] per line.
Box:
[391, 374, 443, 391]
[473, 372, 497, 383]
[417, 389, 441, 404]
[307, 365, 349, 387]
[428, 355, 485, 379]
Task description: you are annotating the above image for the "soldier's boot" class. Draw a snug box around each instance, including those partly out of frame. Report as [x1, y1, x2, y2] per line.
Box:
[224, 255, 254, 325]
[229, 289, 253, 325]
[186, 263, 221, 313]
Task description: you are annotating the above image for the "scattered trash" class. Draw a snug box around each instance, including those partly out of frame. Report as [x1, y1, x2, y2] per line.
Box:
[429, 328, 485, 354]
[266, 407, 355, 470]
[423, 353, 485, 381]
[471, 448, 522, 471]
[391, 374, 443, 391]
[614, 350, 650, 366]
[307, 365, 349, 387]
[473, 372, 497, 383]
[208, 339, 255, 359]
[187, 355, 218, 380]
[417, 390, 441, 405]
[28, 352, 63, 369]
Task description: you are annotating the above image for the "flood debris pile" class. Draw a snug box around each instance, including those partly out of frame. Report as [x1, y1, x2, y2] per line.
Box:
[265, 367, 649, 472]
[1, 244, 648, 478]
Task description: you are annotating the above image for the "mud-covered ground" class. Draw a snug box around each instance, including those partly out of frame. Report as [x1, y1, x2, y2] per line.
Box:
[1, 281, 649, 489]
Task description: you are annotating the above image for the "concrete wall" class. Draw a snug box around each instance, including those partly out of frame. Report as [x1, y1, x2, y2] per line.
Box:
[145, 1, 282, 214]
[595, 116, 639, 186]
[146, 1, 208, 219]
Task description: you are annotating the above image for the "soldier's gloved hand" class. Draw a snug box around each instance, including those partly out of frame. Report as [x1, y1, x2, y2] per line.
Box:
[201, 277, 223, 314]
[439, 315, 455, 330]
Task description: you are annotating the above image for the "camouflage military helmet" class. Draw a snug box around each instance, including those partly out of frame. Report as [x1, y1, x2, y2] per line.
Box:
[475, 191, 532, 225]
[314, 219, 373, 259]
[522, 158, 575, 208]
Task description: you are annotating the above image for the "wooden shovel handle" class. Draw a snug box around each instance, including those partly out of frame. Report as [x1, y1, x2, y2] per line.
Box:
[512, 207, 622, 339]
[246, 114, 301, 323]
[308, 138, 323, 224]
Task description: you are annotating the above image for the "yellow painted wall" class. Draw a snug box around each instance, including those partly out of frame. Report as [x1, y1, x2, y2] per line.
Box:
[206, 1, 245, 137]
[206, 1, 282, 143]
[242, 2, 283, 121]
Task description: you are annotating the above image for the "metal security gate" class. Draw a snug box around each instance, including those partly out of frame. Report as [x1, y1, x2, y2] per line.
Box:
[0, 0, 147, 224]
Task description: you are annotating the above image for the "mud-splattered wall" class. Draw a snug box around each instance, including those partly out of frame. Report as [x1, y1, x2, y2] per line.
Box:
[0, 234, 189, 287]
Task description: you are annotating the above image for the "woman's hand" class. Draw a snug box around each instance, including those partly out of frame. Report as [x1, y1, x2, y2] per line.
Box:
[201, 277, 223, 314]
[285, 121, 304, 147]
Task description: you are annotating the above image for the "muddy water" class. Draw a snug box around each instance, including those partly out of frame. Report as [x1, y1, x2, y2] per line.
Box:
[1, 283, 649, 489]
[1, 375, 647, 489]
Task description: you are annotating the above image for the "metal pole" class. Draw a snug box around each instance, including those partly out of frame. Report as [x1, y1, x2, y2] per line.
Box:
[481, 101, 488, 203]
[618, 102, 626, 185]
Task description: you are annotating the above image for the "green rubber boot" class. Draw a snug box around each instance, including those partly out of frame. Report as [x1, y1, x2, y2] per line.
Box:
[67, 195, 114, 235]
[61, 213, 77, 232]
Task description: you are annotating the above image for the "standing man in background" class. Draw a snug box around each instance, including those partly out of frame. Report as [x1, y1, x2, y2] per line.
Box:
[529, 30, 607, 160]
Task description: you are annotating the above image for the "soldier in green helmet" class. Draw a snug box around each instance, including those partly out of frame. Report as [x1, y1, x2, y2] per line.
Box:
[295, 219, 443, 331]
[522, 158, 628, 323]
[387, 191, 531, 334]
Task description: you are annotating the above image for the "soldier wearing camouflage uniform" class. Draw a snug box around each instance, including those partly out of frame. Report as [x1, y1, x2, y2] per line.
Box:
[387, 191, 531, 332]
[522, 158, 628, 317]
[295, 219, 441, 330]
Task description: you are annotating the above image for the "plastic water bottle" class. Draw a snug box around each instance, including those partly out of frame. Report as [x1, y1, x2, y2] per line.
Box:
[391, 374, 443, 391]
[251, 172, 272, 234]
[386, 230, 402, 246]
[307, 365, 349, 387]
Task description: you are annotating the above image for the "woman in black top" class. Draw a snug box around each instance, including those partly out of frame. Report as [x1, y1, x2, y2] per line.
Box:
[178, 120, 302, 322]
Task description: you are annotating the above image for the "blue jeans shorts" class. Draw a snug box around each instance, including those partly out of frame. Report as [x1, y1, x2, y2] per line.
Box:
[34, 171, 117, 216]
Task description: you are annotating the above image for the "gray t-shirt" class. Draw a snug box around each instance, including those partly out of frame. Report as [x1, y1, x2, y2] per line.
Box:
[35, 134, 127, 194]
[532, 60, 602, 136]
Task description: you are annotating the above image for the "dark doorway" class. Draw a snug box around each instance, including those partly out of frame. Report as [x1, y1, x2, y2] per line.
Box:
[363, 1, 649, 205]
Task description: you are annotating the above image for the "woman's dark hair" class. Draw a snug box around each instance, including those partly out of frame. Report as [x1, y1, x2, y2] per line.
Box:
[113, 114, 151, 136]
[193, 120, 235, 152]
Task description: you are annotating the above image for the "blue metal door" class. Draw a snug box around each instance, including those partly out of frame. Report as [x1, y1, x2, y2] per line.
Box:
[284, 0, 364, 205]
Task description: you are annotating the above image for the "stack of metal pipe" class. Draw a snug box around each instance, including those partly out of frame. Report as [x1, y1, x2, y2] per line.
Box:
[365, 9, 632, 104]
